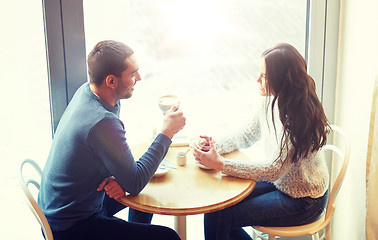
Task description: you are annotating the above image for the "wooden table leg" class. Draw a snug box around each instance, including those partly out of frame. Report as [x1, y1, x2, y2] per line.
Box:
[174, 215, 186, 240]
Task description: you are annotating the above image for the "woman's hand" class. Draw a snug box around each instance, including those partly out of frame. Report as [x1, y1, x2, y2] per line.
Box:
[193, 136, 224, 171]
[97, 176, 125, 200]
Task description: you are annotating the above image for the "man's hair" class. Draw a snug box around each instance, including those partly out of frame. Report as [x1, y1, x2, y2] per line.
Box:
[87, 40, 134, 85]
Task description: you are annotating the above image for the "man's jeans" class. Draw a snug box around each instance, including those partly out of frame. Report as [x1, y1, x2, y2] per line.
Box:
[50, 195, 178, 240]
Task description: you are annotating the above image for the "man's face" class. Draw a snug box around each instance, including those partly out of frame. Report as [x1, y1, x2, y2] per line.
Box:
[115, 54, 141, 99]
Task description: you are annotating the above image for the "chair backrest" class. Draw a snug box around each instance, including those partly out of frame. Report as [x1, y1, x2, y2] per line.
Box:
[18, 159, 54, 240]
[322, 125, 351, 221]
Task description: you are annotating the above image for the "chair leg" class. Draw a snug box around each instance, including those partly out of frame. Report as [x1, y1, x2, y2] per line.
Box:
[312, 232, 320, 240]
[325, 225, 331, 240]
[250, 228, 268, 240]
[250, 228, 257, 240]
[268, 235, 276, 240]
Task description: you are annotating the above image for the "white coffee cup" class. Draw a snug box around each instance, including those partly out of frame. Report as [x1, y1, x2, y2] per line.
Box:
[158, 95, 180, 114]
[176, 151, 187, 166]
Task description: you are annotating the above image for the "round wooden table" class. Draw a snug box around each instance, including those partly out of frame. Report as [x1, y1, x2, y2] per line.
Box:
[118, 143, 256, 240]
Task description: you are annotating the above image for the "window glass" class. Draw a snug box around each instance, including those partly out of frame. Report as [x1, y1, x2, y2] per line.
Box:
[83, 0, 307, 143]
[0, 2, 51, 167]
[0, 0, 51, 239]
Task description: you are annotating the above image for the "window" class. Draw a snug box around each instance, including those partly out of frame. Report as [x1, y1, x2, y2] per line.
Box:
[0, 1, 51, 167]
[2, 0, 338, 239]
[83, 0, 307, 143]
[1, 1, 51, 239]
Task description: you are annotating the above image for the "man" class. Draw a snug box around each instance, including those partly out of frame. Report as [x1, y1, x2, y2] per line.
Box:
[38, 40, 185, 240]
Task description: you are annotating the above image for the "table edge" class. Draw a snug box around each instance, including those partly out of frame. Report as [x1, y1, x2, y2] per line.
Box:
[118, 180, 256, 216]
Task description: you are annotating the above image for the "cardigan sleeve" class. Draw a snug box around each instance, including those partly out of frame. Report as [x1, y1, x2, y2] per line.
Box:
[219, 97, 294, 182]
[214, 113, 262, 154]
[221, 146, 293, 181]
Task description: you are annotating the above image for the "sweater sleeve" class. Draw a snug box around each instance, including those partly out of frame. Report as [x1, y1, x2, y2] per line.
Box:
[220, 98, 294, 182]
[88, 117, 171, 196]
[215, 114, 262, 154]
[222, 146, 293, 182]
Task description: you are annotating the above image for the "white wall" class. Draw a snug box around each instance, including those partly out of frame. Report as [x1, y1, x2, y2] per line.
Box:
[332, 0, 378, 239]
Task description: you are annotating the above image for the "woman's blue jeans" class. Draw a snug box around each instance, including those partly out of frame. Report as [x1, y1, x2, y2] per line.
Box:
[204, 181, 328, 240]
[50, 195, 178, 240]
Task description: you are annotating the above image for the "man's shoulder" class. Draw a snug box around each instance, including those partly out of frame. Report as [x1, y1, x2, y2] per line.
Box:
[93, 114, 123, 131]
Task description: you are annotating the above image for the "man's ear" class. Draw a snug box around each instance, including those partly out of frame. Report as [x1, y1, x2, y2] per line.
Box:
[105, 75, 117, 89]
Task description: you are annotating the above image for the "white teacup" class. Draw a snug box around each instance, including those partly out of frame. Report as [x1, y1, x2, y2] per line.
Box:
[158, 95, 180, 114]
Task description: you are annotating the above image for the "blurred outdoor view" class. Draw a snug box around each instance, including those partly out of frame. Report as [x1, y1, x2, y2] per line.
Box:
[1, 0, 306, 239]
[83, 0, 307, 144]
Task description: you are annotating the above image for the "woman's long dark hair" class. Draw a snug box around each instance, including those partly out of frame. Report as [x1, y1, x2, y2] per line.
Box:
[262, 43, 329, 163]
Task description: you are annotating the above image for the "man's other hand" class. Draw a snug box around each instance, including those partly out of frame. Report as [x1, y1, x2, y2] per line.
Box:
[97, 176, 125, 200]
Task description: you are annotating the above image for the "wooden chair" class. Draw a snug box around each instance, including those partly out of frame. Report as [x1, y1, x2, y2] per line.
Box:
[251, 125, 350, 240]
[18, 159, 54, 240]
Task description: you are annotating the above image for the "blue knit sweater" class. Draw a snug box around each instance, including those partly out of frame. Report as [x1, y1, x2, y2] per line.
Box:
[38, 82, 171, 231]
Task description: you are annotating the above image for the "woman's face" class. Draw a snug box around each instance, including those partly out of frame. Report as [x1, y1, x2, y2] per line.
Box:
[257, 57, 269, 96]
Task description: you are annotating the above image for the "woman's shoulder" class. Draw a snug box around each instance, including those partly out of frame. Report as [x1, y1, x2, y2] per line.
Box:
[298, 150, 326, 167]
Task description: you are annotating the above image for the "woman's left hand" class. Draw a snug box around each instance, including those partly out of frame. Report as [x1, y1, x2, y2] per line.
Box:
[193, 137, 224, 171]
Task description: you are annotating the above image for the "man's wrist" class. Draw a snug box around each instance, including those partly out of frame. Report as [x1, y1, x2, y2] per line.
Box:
[160, 130, 174, 139]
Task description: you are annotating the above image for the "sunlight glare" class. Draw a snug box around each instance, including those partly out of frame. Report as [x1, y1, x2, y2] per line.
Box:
[162, 0, 226, 51]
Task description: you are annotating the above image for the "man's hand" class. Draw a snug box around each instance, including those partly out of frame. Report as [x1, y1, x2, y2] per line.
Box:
[161, 105, 186, 139]
[97, 176, 125, 200]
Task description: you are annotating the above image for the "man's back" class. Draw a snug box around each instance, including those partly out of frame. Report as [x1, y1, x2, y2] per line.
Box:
[38, 82, 121, 231]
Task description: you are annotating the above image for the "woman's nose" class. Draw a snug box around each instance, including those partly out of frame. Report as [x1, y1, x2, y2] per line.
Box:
[257, 75, 261, 83]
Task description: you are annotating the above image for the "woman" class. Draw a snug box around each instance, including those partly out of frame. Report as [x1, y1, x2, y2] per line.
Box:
[193, 43, 330, 240]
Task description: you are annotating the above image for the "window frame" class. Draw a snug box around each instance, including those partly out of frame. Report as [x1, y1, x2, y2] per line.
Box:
[42, 0, 87, 134]
[307, 0, 341, 125]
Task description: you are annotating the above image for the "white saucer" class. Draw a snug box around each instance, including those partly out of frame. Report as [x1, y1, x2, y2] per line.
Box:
[195, 160, 212, 170]
[153, 159, 172, 177]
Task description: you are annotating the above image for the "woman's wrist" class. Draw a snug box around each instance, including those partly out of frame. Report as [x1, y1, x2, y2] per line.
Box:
[217, 156, 225, 171]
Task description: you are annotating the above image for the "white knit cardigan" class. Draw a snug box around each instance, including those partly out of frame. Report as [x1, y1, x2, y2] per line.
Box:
[216, 96, 329, 198]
